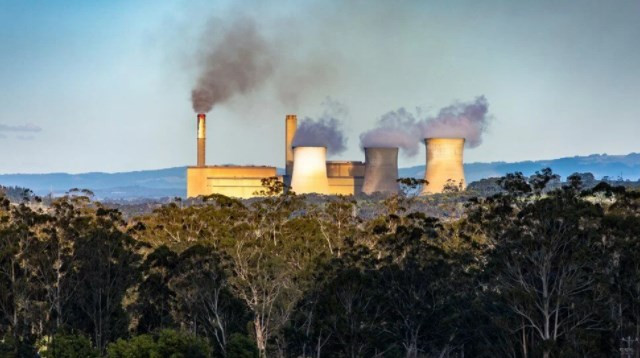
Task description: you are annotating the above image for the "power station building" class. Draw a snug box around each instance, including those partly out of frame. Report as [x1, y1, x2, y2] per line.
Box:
[284, 115, 366, 195]
[186, 113, 278, 199]
[186, 113, 466, 198]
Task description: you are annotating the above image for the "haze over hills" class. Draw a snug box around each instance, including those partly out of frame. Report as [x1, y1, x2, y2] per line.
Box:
[1, 153, 639, 199]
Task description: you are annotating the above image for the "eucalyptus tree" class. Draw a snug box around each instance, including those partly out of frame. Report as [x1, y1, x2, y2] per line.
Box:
[65, 206, 144, 353]
[169, 244, 250, 356]
[467, 171, 611, 357]
[589, 183, 640, 354]
[0, 193, 50, 352]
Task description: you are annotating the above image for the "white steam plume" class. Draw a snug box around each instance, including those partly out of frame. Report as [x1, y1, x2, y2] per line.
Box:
[360, 96, 490, 156]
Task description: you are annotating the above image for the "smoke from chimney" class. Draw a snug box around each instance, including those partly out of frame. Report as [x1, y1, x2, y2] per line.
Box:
[359, 96, 490, 156]
[190, 15, 337, 114]
[292, 98, 348, 156]
[191, 20, 274, 113]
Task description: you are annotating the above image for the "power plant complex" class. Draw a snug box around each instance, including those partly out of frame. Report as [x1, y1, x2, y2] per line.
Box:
[186, 114, 466, 198]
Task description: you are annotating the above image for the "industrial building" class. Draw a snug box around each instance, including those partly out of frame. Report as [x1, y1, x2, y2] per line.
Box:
[186, 113, 278, 199]
[284, 115, 366, 195]
[186, 113, 466, 198]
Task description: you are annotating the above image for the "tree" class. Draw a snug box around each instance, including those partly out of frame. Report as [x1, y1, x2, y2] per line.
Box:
[378, 213, 473, 358]
[41, 333, 99, 358]
[226, 333, 259, 358]
[34, 195, 94, 336]
[469, 171, 610, 357]
[0, 194, 50, 351]
[590, 183, 640, 354]
[66, 207, 144, 353]
[131, 245, 178, 334]
[442, 179, 463, 193]
[224, 190, 323, 357]
[289, 250, 392, 358]
[309, 195, 359, 256]
[170, 244, 250, 356]
[107, 329, 212, 358]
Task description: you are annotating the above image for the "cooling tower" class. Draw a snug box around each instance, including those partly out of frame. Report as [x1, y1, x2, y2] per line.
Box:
[290, 146, 330, 195]
[285, 114, 297, 176]
[197, 113, 206, 167]
[421, 138, 466, 194]
[362, 147, 399, 194]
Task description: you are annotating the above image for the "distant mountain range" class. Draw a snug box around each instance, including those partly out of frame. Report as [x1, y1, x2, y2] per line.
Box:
[1, 153, 639, 199]
[400, 153, 640, 183]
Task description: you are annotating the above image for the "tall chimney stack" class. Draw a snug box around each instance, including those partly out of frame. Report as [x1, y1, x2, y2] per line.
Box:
[285, 114, 297, 176]
[362, 147, 399, 195]
[421, 138, 466, 194]
[197, 113, 206, 167]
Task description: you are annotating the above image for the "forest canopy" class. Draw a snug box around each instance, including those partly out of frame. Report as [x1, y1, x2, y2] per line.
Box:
[1, 170, 639, 357]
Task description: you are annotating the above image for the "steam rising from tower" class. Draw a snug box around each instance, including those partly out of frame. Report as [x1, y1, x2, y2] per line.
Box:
[360, 96, 489, 156]
[292, 98, 348, 156]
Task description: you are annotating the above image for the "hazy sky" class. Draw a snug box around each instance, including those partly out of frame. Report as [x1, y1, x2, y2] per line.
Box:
[0, 0, 639, 174]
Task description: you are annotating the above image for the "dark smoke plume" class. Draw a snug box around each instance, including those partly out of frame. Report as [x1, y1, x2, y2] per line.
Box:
[191, 20, 275, 113]
[190, 14, 337, 113]
[360, 96, 489, 156]
[292, 98, 348, 156]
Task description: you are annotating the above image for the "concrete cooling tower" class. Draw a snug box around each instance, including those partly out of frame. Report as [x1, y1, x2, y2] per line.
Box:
[422, 138, 466, 194]
[291, 146, 330, 195]
[362, 147, 399, 194]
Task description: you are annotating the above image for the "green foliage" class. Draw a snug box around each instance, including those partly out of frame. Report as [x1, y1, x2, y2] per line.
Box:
[131, 245, 178, 334]
[41, 333, 99, 358]
[106, 334, 156, 358]
[107, 329, 212, 358]
[442, 178, 464, 193]
[397, 177, 427, 197]
[226, 333, 259, 358]
[253, 176, 288, 197]
[1, 170, 640, 356]
[0, 334, 36, 358]
[0, 186, 34, 203]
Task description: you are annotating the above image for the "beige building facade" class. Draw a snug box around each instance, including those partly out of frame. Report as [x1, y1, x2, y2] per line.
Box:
[186, 113, 278, 199]
[326, 161, 365, 195]
[187, 166, 278, 199]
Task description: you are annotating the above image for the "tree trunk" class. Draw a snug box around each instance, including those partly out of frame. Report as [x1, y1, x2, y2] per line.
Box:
[406, 336, 418, 358]
[254, 316, 267, 358]
[522, 321, 528, 358]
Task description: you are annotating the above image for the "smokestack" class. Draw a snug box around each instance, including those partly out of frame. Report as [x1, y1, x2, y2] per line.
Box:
[197, 113, 206, 167]
[422, 138, 466, 194]
[285, 114, 297, 176]
[362, 147, 399, 195]
[291, 146, 330, 195]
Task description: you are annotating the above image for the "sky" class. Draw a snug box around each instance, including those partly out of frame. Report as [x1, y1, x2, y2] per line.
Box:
[0, 0, 639, 174]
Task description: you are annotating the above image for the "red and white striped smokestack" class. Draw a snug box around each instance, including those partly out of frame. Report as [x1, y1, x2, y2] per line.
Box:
[197, 113, 206, 167]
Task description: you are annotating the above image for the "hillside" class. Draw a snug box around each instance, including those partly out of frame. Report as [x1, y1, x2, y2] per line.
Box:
[400, 153, 640, 183]
[1, 153, 638, 199]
